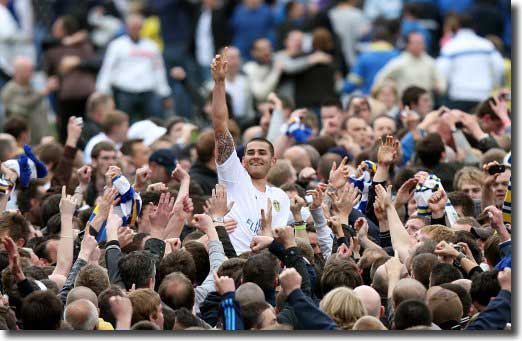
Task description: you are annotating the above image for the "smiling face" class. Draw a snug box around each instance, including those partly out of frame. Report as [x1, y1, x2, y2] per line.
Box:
[242, 140, 275, 179]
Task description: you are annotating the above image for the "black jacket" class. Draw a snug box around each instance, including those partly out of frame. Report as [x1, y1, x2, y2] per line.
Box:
[189, 161, 218, 196]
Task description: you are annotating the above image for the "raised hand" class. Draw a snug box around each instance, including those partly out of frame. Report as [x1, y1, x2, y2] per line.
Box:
[171, 164, 190, 184]
[150, 192, 176, 229]
[260, 198, 272, 235]
[498, 267, 511, 292]
[78, 226, 98, 261]
[211, 48, 228, 82]
[482, 161, 503, 188]
[109, 295, 133, 330]
[147, 182, 168, 192]
[290, 196, 306, 221]
[77, 165, 92, 187]
[354, 217, 368, 240]
[306, 186, 325, 210]
[279, 268, 302, 296]
[434, 240, 459, 258]
[205, 184, 234, 220]
[377, 135, 399, 166]
[384, 250, 403, 279]
[327, 215, 344, 238]
[213, 270, 235, 295]
[375, 184, 393, 209]
[60, 185, 79, 216]
[273, 226, 296, 249]
[117, 226, 135, 249]
[106, 166, 122, 184]
[428, 189, 447, 219]
[2, 237, 24, 281]
[483, 206, 510, 242]
[134, 166, 152, 191]
[96, 187, 119, 221]
[66, 116, 83, 147]
[250, 235, 274, 252]
[298, 167, 317, 183]
[329, 156, 350, 190]
[331, 182, 360, 219]
[394, 178, 417, 208]
[489, 95, 510, 123]
[1, 162, 17, 183]
[191, 214, 214, 234]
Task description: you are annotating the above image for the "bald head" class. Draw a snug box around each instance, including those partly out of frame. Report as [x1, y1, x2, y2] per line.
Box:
[0, 133, 17, 162]
[235, 282, 265, 307]
[66, 286, 98, 307]
[392, 278, 427, 308]
[283, 145, 311, 173]
[13, 56, 33, 85]
[354, 285, 382, 318]
[64, 299, 99, 330]
[452, 279, 472, 293]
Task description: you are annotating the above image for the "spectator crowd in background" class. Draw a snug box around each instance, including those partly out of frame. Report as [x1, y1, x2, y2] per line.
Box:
[0, 0, 512, 331]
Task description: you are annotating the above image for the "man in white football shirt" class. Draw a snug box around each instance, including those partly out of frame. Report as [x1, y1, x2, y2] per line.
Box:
[210, 49, 291, 254]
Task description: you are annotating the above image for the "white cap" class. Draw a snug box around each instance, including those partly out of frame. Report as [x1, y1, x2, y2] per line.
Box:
[127, 120, 167, 146]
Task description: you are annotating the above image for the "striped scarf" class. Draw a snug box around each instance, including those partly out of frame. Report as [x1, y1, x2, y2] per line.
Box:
[88, 175, 142, 242]
[502, 152, 512, 224]
[414, 174, 458, 226]
[348, 161, 376, 212]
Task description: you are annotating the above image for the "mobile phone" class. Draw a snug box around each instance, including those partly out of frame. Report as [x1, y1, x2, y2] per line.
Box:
[488, 164, 506, 175]
[501, 93, 511, 101]
[451, 244, 464, 253]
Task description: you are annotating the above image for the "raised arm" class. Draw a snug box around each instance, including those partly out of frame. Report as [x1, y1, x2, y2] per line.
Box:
[210, 50, 235, 165]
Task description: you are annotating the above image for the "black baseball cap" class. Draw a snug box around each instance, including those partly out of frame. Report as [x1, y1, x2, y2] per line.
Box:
[149, 148, 177, 174]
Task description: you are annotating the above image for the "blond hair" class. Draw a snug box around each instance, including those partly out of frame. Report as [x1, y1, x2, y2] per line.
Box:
[319, 287, 367, 330]
[454, 167, 483, 191]
[419, 224, 455, 243]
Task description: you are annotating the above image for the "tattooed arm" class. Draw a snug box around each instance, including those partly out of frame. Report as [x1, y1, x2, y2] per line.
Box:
[211, 50, 236, 165]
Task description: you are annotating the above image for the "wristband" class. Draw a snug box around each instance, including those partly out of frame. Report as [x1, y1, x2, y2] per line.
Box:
[213, 217, 224, 224]
[294, 224, 306, 231]
[456, 252, 466, 262]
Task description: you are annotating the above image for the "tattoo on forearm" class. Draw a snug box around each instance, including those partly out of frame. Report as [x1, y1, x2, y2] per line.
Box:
[216, 130, 235, 165]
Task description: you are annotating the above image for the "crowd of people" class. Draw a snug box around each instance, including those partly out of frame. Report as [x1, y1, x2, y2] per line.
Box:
[0, 0, 512, 332]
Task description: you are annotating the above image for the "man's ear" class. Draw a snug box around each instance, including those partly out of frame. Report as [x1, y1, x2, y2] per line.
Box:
[379, 305, 385, 318]
[271, 157, 277, 167]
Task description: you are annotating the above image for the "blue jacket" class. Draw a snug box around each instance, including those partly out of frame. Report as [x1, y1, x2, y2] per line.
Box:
[342, 42, 399, 95]
[495, 240, 512, 271]
[466, 289, 511, 330]
[286, 289, 338, 330]
[221, 292, 244, 330]
[231, 4, 274, 60]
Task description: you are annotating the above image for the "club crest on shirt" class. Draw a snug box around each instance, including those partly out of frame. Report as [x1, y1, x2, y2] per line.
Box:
[273, 200, 280, 212]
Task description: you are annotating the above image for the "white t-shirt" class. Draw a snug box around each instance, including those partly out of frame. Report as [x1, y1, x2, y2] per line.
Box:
[217, 150, 291, 254]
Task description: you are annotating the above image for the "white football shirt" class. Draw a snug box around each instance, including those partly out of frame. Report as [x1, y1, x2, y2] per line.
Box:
[217, 150, 291, 254]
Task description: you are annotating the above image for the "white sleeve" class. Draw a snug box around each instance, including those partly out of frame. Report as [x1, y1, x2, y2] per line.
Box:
[96, 41, 119, 94]
[491, 51, 506, 86]
[216, 149, 249, 187]
[436, 54, 451, 80]
[310, 206, 334, 260]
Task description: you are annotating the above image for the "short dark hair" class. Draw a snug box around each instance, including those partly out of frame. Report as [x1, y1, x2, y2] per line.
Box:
[183, 241, 210, 286]
[453, 231, 482, 264]
[448, 192, 475, 217]
[320, 97, 343, 110]
[0, 212, 30, 245]
[321, 256, 363, 295]
[412, 253, 439, 288]
[394, 299, 432, 330]
[430, 263, 463, 287]
[195, 130, 215, 163]
[75, 264, 110, 296]
[483, 234, 501, 267]
[173, 307, 202, 330]
[416, 133, 445, 168]
[158, 250, 197, 286]
[41, 194, 62, 227]
[118, 251, 156, 290]
[242, 251, 279, 296]
[120, 138, 144, 157]
[245, 137, 275, 157]
[440, 283, 472, 317]
[4, 117, 28, 139]
[91, 141, 116, 160]
[98, 285, 125, 328]
[401, 86, 428, 107]
[21, 291, 63, 330]
[159, 272, 195, 311]
[218, 258, 247, 288]
[470, 270, 500, 307]
[241, 301, 272, 330]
